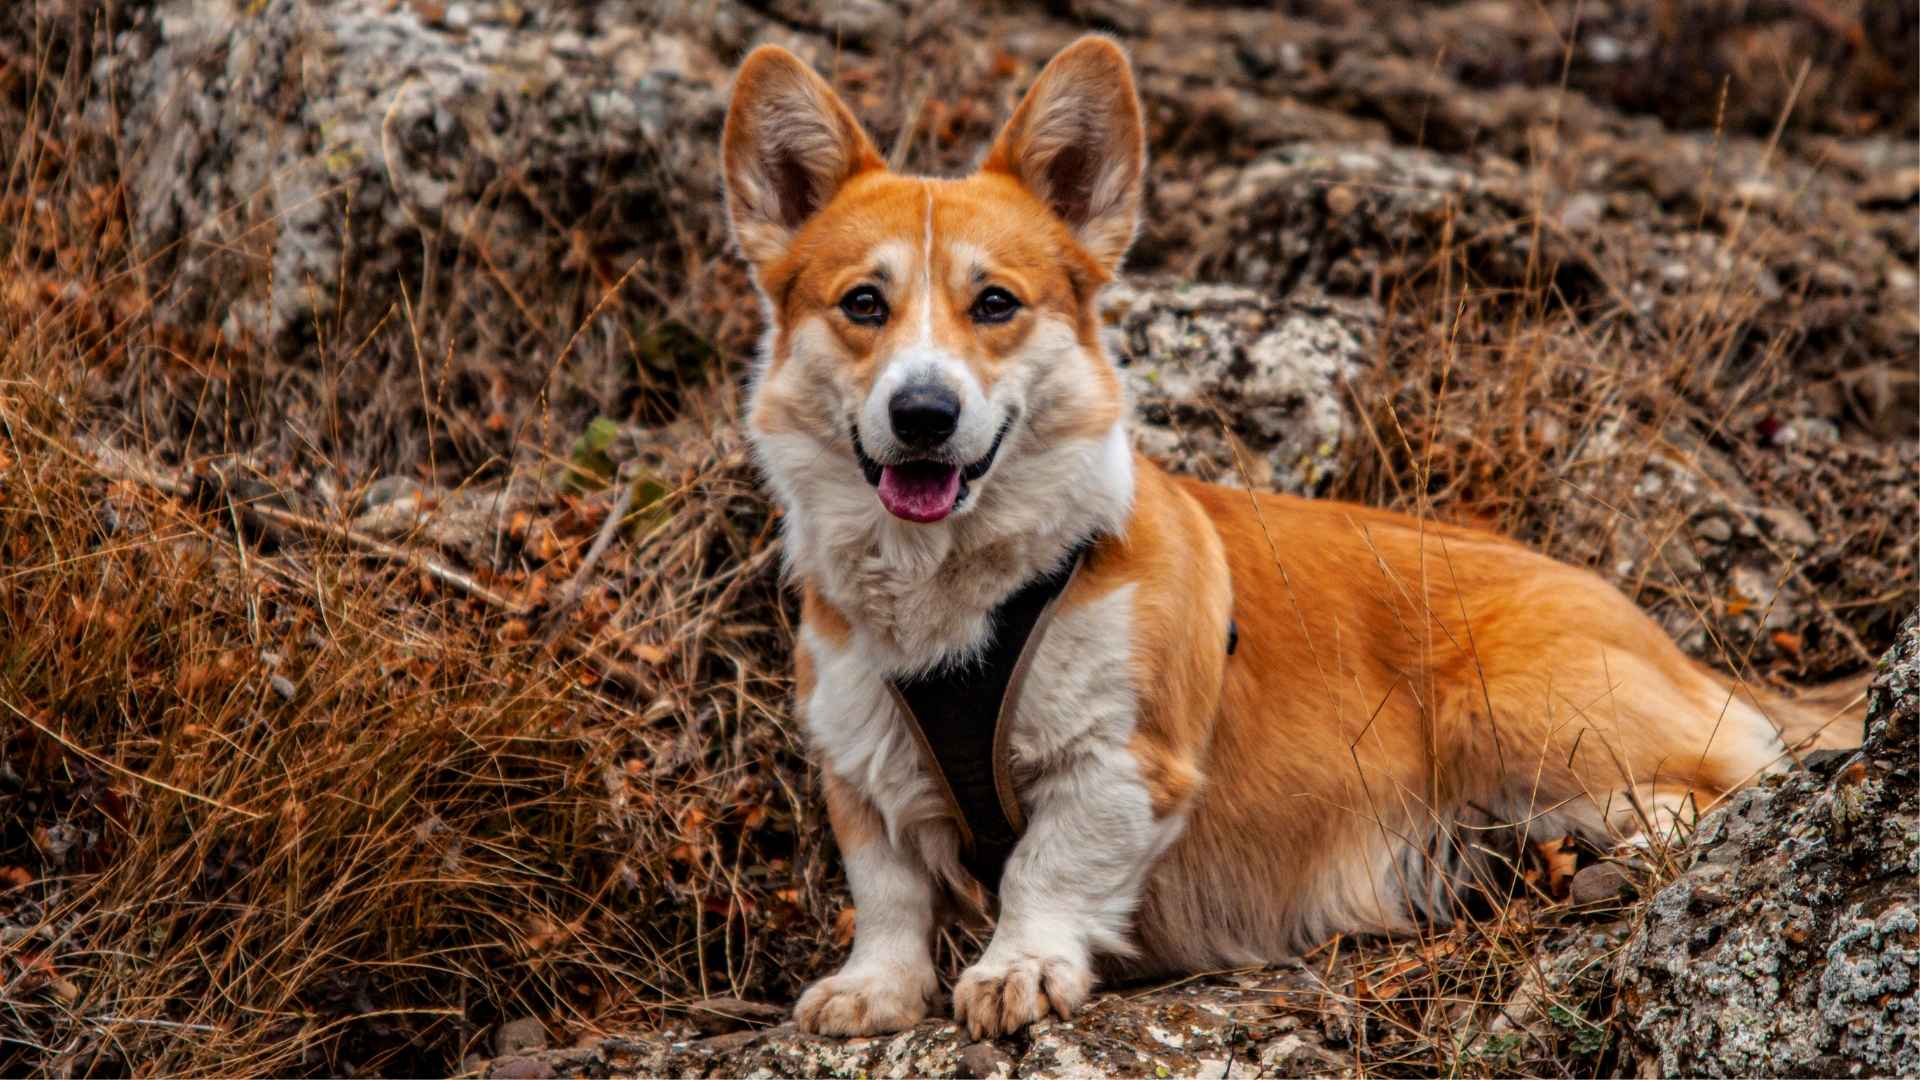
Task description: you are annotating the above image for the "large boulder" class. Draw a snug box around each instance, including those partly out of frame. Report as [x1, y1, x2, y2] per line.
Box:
[1106, 281, 1376, 496]
[1618, 612, 1919, 1076]
[103, 0, 729, 352]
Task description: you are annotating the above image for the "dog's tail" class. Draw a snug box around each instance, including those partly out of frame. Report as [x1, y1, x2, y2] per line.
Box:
[1775, 670, 1873, 755]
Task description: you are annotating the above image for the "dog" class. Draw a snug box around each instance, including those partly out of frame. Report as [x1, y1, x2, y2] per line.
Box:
[720, 35, 1864, 1039]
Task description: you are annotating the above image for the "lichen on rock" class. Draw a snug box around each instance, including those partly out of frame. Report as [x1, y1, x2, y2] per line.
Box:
[1105, 280, 1375, 496]
[1618, 611, 1919, 1077]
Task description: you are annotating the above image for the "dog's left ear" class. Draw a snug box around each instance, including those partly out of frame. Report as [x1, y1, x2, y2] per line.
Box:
[982, 36, 1145, 275]
[723, 45, 884, 271]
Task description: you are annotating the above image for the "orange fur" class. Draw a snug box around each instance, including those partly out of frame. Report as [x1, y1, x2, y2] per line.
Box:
[1103, 473, 1852, 970]
[1068, 464, 1233, 818]
[744, 169, 1123, 440]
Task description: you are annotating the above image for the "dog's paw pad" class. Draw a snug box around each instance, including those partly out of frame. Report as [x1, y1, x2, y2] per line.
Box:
[794, 966, 933, 1036]
[952, 953, 1091, 1039]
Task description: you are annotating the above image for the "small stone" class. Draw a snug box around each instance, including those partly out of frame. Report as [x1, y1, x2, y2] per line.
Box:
[958, 1040, 1014, 1078]
[487, 1057, 554, 1080]
[1809, 260, 1857, 294]
[269, 674, 297, 701]
[1755, 506, 1818, 548]
[444, 3, 471, 31]
[1324, 185, 1359, 218]
[684, 996, 786, 1035]
[494, 1017, 548, 1056]
[1801, 748, 1857, 774]
[1586, 33, 1624, 63]
[359, 475, 424, 511]
[1569, 862, 1633, 908]
[1560, 192, 1604, 232]
[1692, 515, 1733, 544]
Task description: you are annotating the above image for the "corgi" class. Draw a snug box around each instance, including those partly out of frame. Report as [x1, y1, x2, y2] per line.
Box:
[721, 36, 1862, 1039]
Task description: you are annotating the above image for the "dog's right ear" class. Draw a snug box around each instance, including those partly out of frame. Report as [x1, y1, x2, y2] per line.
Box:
[722, 46, 883, 270]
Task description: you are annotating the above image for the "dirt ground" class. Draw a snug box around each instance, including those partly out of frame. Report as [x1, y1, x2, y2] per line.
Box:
[0, 0, 1913, 1075]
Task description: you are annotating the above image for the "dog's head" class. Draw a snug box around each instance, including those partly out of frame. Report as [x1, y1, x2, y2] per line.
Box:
[724, 36, 1143, 528]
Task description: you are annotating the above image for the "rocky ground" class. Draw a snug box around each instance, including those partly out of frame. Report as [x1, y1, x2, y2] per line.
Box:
[1, 0, 1914, 1075]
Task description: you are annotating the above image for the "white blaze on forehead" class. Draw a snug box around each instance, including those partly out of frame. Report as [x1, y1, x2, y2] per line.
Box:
[857, 182, 993, 461]
[919, 182, 935, 346]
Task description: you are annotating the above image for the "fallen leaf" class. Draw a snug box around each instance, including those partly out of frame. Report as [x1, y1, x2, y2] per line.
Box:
[1533, 836, 1579, 900]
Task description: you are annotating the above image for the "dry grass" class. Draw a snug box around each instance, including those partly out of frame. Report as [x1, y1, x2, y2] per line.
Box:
[0, 268, 836, 1075]
[1, 6, 1908, 1078]
[1, 27, 828, 1076]
[0, 274, 819, 1078]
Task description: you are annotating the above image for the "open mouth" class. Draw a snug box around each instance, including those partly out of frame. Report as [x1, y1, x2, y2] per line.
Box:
[852, 420, 1011, 523]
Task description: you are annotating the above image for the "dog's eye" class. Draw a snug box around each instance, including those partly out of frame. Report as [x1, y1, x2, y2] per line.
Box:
[839, 286, 888, 326]
[969, 287, 1021, 324]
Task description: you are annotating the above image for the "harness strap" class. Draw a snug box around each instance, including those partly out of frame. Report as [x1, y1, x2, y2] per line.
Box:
[888, 540, 1092, 894]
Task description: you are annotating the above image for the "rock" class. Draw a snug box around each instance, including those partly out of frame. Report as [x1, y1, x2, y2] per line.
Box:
[493, 1017, 548, 1056]
[1549, 419, 1914, 673]
[1106, 280, 1377, 496]
[358, 476, 427, 514]
[101, 0, 728, 355]
[956, 1040, 1013, 1078]
[475, 966, 1341, 1078]
[1154, 144, 1552, 299]
[1568, 862, 1634, 909]
[682, 996, 787, 1036]
[1559, 192, 1605, 233]
[1482, 920, 1628, 1062]
[1618, 610, 1920, 1077]
[486, 1056, 555, 1080]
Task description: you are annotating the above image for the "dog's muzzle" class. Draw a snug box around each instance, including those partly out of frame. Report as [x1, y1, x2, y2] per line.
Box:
[852, 418, 1011, 523]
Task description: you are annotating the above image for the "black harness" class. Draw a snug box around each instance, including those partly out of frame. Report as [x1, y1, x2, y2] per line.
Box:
[888, 538, 1237, 895]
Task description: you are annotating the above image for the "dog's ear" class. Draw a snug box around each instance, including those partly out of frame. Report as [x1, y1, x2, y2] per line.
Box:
[982, 36, 1145, 275]
[722, 45, 884, 270]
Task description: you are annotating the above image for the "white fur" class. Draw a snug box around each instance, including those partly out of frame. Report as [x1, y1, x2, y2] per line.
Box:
[795, 558, 1181, 1038]
[952, 585, 1187, 1033]
[792, 841, 940, 1035]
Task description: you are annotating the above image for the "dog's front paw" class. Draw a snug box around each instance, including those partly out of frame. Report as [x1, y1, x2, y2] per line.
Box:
[794, 964, 935, 1036]
[952, 950, 1092, 1039]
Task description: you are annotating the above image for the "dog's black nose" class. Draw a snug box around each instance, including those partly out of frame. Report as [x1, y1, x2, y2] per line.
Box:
[888, 384, 960, 448]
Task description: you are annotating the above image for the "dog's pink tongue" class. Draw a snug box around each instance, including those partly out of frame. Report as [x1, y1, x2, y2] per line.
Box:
[877, 463, 962, 523]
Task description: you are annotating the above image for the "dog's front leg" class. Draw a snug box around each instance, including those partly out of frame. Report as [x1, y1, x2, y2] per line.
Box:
[952, 745, 1159, 1039]
[794, 773, 939, 1036]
